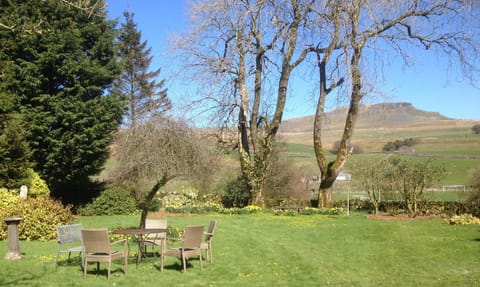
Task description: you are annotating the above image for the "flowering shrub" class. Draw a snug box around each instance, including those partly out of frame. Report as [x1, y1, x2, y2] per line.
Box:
[162, 186, 199, 209]
[273, 209, 298, 216]
[0, 188, 20, 210]
[26, 168, 50, 197]
[0, 193, 73, 241]
[165, 203, 347, 216]
[165, 201, 222, 214]
[243, 205, 262, 213]
[447, 214, 480, 225]
[217, 207, 253, 215]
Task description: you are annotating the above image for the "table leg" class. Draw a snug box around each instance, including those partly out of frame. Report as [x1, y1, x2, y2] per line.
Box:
[136, 234, 146, 267]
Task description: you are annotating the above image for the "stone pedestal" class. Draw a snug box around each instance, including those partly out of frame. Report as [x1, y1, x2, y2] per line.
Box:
[3, 217, 24, 260]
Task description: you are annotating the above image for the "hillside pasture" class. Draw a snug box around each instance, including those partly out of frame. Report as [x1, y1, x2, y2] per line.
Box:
[277, 119, 479, 187]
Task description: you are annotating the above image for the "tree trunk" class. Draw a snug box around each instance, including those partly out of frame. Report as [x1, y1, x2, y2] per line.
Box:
[317, 188, 331, 208]
[138, 177, 168, 228]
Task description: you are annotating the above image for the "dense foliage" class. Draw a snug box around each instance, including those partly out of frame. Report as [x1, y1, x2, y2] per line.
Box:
[0, 189, 73, 241]
[472, 124, 480, 134]
[382, 138, 419, 152]
[23, 168, 50, 197]
[77, 185, 137, 216]
[0, 93, 30, 189]
[464, 169, 480, 217]
[221, 176, 250, 208]
[0, 0, 123, 203]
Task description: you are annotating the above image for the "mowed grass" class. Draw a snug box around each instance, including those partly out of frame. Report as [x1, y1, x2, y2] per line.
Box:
[1, 213, 479, 287]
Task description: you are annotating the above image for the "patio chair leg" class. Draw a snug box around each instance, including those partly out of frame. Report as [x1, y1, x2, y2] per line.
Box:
[84, 260, 88, 278]
[54, 252, 60, 269]
[160, 254, 164, 272]
[124, 254, 128, 275]
[209, 243, 213, 263]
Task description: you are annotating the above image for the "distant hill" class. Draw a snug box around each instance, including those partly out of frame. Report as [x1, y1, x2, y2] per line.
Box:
[279, 102, 453, 133]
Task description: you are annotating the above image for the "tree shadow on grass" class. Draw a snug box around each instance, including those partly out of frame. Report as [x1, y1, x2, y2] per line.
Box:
[55, 256, 83, 268]
[83, 266, 126, 278]
[0, 263, 48, 286]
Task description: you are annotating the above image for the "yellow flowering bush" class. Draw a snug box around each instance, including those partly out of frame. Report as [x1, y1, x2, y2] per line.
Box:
[244, 205, 262, 213]
[0, 188, 21, 210]
[26, 168, 50, 197]
[162, 186, 198, 209]
[447, 214, 480, 225]
[0, 189, 73, 241]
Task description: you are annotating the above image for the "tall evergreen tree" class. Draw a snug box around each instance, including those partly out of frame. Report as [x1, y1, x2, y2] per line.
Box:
[0, 92, 30, 189]
[115, 11, 171, 127]
[0, 0, 123, 203]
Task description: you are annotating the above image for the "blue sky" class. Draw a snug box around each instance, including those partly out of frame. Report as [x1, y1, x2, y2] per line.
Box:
[106, 0, 479, 121]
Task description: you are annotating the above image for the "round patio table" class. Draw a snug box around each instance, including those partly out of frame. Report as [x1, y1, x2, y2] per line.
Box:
[113, 228, 167, 266]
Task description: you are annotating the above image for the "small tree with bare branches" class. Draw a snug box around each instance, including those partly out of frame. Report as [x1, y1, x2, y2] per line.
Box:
[108, 116, 216, 228]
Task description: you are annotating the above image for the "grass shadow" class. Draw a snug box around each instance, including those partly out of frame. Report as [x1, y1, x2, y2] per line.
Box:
[155, 259, 201, 273]
[0, 263, 48, 286]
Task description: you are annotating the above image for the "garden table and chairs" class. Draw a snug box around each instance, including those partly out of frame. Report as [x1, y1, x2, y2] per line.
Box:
[112, 227, 167, 266]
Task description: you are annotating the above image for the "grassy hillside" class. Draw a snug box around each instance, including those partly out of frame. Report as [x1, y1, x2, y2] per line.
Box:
[277, 102, 480, 186]
[98, 102, 479, 188]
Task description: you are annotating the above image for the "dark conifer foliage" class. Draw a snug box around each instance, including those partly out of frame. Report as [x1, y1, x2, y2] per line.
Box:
[0, 0, 123, 203]
[114, 11, 171, 127]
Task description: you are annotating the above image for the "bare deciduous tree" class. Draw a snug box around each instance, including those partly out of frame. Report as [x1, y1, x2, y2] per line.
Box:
[176, 0, 314, 207]
[108, 117, 216, 228]
[177, 0, 478, 208]
[312, 0, 479, 207]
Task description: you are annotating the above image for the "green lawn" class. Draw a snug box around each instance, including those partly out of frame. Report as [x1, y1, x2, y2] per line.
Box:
[1, 213, 479, 286]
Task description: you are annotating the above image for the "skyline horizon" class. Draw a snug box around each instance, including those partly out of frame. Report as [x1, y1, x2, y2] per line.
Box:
[106, 0, 479, 121]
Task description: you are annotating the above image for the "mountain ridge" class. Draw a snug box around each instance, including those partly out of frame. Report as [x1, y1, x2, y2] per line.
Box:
[279, 102, 459, 133]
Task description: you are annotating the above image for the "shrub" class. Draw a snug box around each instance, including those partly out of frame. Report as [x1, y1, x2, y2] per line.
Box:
[273, 207, 345, 216]
[0, 188, 20, 210]
[334, 199, 466, 216]
[25, 168, 50, 197]
[264, 159, 309, 208]
[221, 176, 250, 208]
[162, 185, 200, 209]
[78, 185, 137, 216]
[447, 214, 480, 225]
[165, 202, 222, 214]
[382, 138, 419, 152]
[0, 190, 74, 241]
[472, 124, 480, 134]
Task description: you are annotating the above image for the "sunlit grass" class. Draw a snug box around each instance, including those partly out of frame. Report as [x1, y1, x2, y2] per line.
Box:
[1, 213, 479, 286]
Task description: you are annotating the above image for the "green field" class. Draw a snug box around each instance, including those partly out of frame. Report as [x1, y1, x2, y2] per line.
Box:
[1, 213, 479, 286]
[278, 123, 480, 186]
